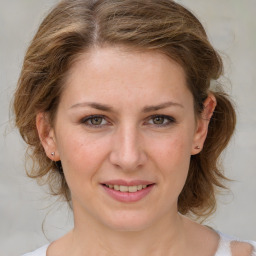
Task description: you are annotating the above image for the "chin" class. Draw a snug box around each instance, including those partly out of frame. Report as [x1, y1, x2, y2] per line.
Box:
[100, 210, 155, 232]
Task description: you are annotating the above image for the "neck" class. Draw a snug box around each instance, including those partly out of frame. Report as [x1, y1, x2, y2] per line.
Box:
[69, 205, 187, 256]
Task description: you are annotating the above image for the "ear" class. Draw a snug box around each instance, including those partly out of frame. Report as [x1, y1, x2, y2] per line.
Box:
[36, 112, 60, 161]
[191, 93, 216, 155]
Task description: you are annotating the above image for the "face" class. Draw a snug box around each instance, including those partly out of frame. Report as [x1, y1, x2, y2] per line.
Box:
[38, 46, 212, 232]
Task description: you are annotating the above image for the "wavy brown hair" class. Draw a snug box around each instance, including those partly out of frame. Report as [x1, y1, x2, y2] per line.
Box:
[13, 0, 236, 218]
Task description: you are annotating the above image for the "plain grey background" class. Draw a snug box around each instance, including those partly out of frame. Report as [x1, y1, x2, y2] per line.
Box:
[1, 1, 255, 255]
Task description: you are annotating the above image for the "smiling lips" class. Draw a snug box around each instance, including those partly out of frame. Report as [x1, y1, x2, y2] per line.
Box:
[104, 184, 148, 192]
[101, 180, 155, 202]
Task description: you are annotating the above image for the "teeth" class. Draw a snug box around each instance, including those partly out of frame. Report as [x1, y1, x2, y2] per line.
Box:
[106, 184, 149, 192]
[114, 185, 120, 191]
[128, 186, 137, 192]
[137, 185, 143, 191]
[120, 185, 128, 192]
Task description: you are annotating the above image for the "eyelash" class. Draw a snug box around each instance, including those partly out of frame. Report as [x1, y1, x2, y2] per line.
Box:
[148, 114, 176, 127]
[81, 115, 108, 129]
[80, 114, 176, 128]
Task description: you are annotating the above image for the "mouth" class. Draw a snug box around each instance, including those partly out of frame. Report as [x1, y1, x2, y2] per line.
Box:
[102, 184, 153, 193]
[100, 181, 155, 202]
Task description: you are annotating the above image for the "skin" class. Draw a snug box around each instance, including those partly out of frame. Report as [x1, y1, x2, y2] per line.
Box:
[37, 46, 219, 256]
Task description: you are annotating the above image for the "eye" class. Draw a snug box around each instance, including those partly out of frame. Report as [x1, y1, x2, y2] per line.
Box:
[152, 116, 165, 125]
[147, 115, 176, 127]
[81, 115, 108, 127]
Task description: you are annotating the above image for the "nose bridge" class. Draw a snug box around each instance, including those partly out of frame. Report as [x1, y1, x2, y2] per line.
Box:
[109, 122, 146, 170]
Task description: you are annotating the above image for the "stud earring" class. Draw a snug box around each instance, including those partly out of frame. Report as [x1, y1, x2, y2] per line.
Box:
[195, 146, 200, 150]
[51, 152, 55, 156]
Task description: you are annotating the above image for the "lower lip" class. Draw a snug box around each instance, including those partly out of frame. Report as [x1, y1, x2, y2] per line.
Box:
[102, 184, 155, 203]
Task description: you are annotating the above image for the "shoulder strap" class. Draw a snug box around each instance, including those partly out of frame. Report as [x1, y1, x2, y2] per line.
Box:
[250, 241, 256, 256]
[22, 244, 49, 256]
[214, 232, 232, 256]
[214, 231, 256, 256]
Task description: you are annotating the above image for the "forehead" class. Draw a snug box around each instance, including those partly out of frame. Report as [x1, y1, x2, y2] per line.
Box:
[61, 46, 192, 109]
[66, 46, 186, 82]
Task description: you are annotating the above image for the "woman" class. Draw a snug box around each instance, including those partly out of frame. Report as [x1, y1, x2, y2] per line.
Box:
[14, 0, 255, 255]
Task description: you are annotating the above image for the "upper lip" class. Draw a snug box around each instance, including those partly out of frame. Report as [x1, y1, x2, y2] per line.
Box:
[101, 179, 155, 186]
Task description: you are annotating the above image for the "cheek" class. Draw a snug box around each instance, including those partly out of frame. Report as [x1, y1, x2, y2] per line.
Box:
[157, 139, 191, 180]
[150, 128, 193, 167]
[160, 142, 191, 201]
[147, 127, 194, 191]
[56, 129, 110, 182]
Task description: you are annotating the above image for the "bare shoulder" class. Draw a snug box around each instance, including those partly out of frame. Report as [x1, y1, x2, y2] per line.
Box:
[47, 231, 73, 256]
[181, 215, 220, 256]
[231, 241, 255, 256]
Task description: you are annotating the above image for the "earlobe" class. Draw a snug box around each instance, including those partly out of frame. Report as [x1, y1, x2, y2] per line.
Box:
[191, 93, 216, 155]
[36, 112, 60, 161]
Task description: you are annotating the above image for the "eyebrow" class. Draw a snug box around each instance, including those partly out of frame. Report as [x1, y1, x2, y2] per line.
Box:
[69, 101, 183, 112]
[142, 101, 184, 112]
[70, 102, 115, 112]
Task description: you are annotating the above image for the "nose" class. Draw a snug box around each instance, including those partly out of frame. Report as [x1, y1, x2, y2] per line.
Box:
[109, 124, 147, 171]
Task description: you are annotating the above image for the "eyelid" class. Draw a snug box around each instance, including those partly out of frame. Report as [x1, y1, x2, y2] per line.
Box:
[81, 115, 109, 127]
[80, 114, 176, 128]
[146, 114, 176, 126]
[149, 114, 175, 121]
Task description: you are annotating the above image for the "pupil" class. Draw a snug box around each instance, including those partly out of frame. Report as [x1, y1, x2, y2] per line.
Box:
[92, 117, 102, 125]
[153, 117, 164, 124]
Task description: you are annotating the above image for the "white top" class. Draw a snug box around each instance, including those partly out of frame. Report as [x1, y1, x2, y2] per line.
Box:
[22, 244, 49, 256]
[22, 232, 256, 256]
[214, 231, 256, 256]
